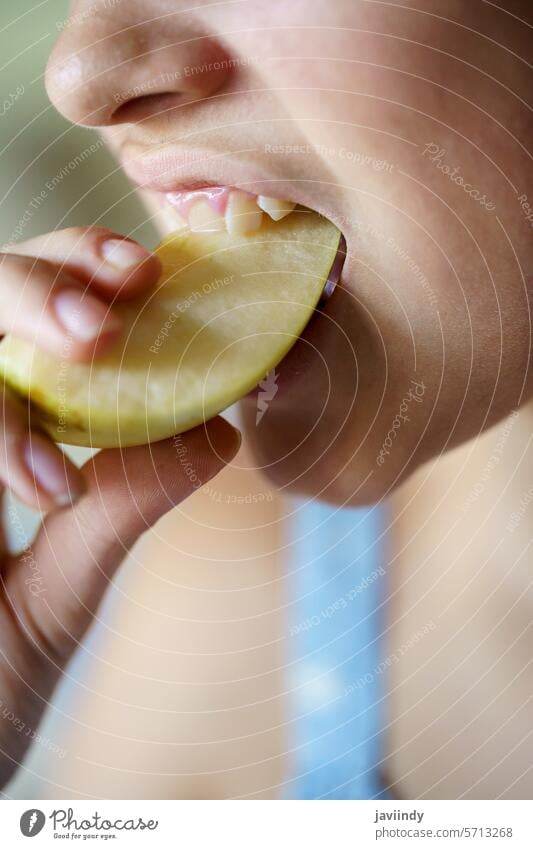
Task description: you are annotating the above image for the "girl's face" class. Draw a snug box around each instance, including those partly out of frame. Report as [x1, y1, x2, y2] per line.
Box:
[46, 1, 533, 503]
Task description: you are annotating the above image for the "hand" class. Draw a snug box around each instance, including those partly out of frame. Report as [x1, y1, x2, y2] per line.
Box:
[0, 227, 240, 787]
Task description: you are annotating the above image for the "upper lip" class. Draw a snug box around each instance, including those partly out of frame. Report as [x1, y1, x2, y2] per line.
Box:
[121, 139, 348, 307]
[120, 141, 345, 232]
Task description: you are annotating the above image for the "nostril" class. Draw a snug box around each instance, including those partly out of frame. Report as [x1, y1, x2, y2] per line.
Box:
[111, 91, 186, 124]
[46, 19, 234, 128]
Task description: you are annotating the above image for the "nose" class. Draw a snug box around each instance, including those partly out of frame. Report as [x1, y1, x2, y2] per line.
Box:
[46, 4, 232, 127]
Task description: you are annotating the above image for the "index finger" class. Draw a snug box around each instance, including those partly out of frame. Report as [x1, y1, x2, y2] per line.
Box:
[3, 226, 161, 302]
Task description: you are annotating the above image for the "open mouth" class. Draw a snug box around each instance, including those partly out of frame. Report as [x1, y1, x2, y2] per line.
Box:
[164, 186, 297, 235]
[119, 147, 347, 296]
[155, 185, 346, 299]
[120, 144, 346, 236]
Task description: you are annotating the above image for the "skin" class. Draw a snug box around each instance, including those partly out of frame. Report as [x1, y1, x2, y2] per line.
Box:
[45, 0, 533, 504]
[0, 0, 532, 787]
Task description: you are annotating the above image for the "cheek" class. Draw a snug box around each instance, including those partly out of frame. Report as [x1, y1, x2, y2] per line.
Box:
[352, 193, 531, 405]
[241, 197, 533, 504]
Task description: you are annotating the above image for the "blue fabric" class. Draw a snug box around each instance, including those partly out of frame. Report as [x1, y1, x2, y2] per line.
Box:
[285, 499, 389, 799]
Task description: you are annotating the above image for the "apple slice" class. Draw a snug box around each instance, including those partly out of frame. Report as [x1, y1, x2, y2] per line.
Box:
[0, 210, 341, 447]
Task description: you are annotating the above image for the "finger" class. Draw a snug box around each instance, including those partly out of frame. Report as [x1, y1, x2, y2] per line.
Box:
[0, 252, 123, 360]
[3, 226, 161, 301]
[0, 491, 7, 567]
[0, 387, 85, 511]
[4, 417, 240, 663]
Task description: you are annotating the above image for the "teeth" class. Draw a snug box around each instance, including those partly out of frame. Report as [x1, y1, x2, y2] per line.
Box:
[160, 207, 187, 234]
[188, 200, 225, 232]
[225, 190, 263, 235]
[257, 195, 296, 221]
[165, 189, 297, 235]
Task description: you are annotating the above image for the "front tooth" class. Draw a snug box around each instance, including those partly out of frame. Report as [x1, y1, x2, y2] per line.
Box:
[225, 190, 263, 235]
[257, 195, 296, 221]
[188, 200, 225, 232]
[162, 205, 187, 233]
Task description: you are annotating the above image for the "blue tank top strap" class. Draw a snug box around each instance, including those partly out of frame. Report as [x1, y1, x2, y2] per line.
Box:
[283, 497, 390, 799]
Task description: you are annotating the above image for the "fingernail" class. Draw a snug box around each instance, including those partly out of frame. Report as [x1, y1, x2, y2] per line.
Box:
[23, 434, 85, 506]
[101, 238, 152, 270]
[54, 288, 122, 342]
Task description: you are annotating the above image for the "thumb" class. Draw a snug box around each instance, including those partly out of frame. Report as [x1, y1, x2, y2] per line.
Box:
[5, 416, 240, 664]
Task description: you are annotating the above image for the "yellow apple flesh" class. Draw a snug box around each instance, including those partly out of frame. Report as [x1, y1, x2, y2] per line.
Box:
[0, 210, 340, 447]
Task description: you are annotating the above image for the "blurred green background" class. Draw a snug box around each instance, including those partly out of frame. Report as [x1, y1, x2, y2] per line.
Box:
[0, 0, 156, 248]
[0, 1, 155, 799]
